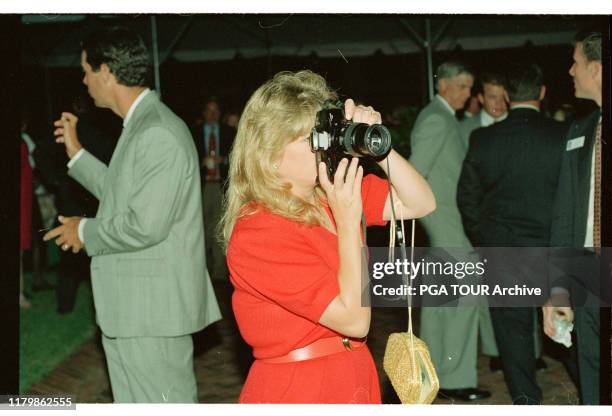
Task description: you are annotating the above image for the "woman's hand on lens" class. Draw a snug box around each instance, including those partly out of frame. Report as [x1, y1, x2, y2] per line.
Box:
[318, 157, 363, 232]
[344, 98, 382, 125]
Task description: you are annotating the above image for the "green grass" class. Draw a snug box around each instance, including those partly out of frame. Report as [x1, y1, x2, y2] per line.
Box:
[19, 271, 97, 393]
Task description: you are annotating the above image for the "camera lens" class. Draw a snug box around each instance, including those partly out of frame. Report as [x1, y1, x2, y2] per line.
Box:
[342, 123, 391, 158]
[364, 125, 391, 156]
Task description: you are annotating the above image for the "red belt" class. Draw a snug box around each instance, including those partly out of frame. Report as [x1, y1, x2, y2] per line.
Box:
[258, 336, 366, 364]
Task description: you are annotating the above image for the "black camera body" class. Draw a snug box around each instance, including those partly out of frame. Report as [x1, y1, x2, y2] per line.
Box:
[310, 101, 392, 181]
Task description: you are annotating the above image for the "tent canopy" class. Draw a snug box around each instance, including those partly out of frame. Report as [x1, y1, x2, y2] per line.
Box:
[21, 14, 597, 67]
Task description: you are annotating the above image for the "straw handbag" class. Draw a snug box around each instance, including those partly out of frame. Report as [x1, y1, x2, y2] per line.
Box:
[383, 212, 439, 404]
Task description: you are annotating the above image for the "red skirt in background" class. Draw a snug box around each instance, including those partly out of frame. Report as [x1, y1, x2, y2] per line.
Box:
[20, 142, 33, 252]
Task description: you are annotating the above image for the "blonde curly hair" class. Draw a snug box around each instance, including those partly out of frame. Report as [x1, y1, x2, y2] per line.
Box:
[219, 70, 338, 249]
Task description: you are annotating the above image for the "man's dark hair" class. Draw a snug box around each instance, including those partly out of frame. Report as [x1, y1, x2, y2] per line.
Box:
[575, 30, 602, 63]
[81, 26, 150, 87]
[506, 63, 543, 102]
[479, 72, 506, 91]
[203, 96, 221, 111]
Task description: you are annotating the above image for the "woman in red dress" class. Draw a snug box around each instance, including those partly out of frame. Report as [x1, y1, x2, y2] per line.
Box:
[221, 70, 435, 403]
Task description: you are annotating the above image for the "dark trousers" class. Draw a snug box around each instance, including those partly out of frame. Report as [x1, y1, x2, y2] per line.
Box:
[56, 250, 89, 312]
[574, 306, 600, 404]
[490, 307, 542, 404]
[566, 251, 601, 404]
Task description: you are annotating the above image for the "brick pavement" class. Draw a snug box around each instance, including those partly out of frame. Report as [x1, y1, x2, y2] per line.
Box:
[28, 281, 579, 404]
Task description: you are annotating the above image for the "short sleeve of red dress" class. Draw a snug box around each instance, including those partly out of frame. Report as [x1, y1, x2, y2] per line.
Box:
[361, 174, 389, 227]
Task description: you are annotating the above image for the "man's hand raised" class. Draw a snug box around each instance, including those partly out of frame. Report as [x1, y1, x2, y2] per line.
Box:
[54, 112, 83, 159]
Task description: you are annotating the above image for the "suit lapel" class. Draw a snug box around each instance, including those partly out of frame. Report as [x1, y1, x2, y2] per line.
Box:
[107, 124, 133, 176]
[576, 127, 594, 196]
[124, 91, 158, 137]
[451, 115, 467, 153]
[569, 110, 600, 241]
[432, 98, 465, 152]
[571, 130, 588, 240]
[109, 91, 158, 166]
[104, 91, 159, 196]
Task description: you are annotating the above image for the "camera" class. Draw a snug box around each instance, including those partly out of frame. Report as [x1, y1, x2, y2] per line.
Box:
[310, 100, 392, 181]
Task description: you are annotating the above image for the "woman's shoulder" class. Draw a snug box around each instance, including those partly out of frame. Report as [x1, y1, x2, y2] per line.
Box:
[230, 205, 308, 246]
[234, 205, 293, 229]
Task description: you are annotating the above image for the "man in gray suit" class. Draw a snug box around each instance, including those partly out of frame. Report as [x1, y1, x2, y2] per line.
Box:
[409, 61, 493, 401]
[459, 72, 508, 144]
[44, 26, 221, 403]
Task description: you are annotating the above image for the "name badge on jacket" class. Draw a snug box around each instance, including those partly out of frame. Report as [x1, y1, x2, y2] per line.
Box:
[566, 136, 585, 151]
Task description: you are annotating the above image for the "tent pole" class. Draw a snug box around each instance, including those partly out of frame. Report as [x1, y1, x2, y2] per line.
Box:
[425, 18, 434, 101]
[43, 62, 54, 126]
[150, 15, 161, 97]
[396, 17, 428, 105]
[160, 16, 194, 64]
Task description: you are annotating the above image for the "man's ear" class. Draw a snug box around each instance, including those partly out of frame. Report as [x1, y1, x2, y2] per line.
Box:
[503, 90, 510, 104]
[437, 79, 447, 94]
[99, 63, 114, 84]
[477, 93, 485, 106]
[588, 61, 603, 84]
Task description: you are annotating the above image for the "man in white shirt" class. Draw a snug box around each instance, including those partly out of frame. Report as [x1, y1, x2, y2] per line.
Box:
[43, 25, 220, 403]
[459, 72, 508, 145]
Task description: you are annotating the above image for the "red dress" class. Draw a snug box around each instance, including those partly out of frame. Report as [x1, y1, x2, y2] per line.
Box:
[228, 174, 388, 403]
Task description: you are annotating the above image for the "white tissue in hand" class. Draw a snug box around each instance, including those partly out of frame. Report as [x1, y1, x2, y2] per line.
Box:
[551, 318, 573, 348]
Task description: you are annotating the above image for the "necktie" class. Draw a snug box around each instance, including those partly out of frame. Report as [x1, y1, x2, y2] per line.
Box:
[593, 121, 602, 251]
[206, 130, 218, 180]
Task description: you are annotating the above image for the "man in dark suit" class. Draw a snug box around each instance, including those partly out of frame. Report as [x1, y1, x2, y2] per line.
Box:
[190, 98, 235, 280]
[458, 63, 568, 404]
[543, 31, 604, 405]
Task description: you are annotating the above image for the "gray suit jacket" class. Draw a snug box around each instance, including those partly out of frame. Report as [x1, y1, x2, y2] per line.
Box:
[69, 91, 221, 337]
[409, 97, 472, 248]
[459, 113, 482, 146]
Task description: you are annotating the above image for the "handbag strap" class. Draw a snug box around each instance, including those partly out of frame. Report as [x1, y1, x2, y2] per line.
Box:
[385, 158, 420, 379]
[389, 205, 417, 379]
[389, 208, 415, 334]
[385, 157, 416, 336]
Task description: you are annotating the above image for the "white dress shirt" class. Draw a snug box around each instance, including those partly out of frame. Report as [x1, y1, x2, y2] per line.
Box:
[583, 114, 602, 248]
[510, 103, 540, 112]
[480, 109, 508, 127]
